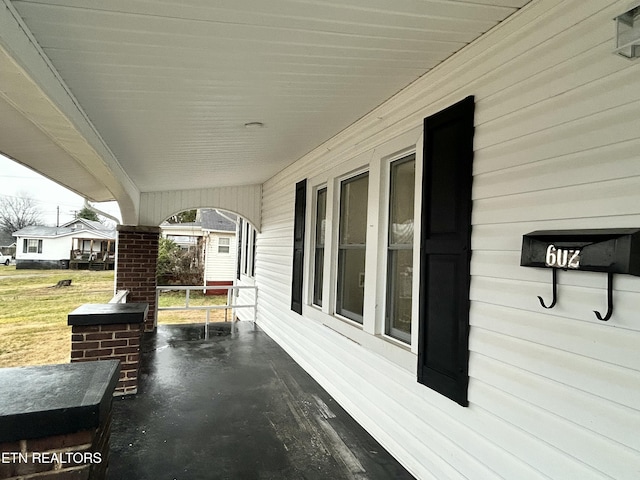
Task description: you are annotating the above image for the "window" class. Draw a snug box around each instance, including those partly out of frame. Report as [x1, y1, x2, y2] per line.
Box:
[336, 173, 368, 323]
[238, 220, 257, 279]
[250, 229, 257, 277]
[386, 155, 415, 343]
[218, 237, 230, 254]
[243, 222, 250, 274]
[23, 239, 43, 254]
[236, 219, 243, 279]
[313, 188, 327, 307]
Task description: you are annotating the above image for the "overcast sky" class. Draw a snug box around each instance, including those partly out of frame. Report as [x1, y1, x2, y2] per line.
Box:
[0, 153, 122, 227]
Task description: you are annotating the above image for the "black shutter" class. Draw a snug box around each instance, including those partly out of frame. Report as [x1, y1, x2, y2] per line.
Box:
[291, 179, 307, 314]
[418, 96, 475, 406]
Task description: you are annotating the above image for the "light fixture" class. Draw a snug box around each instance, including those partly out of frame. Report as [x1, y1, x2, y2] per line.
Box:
[244, 121, 264, 129]
[614, 1, 640, 59]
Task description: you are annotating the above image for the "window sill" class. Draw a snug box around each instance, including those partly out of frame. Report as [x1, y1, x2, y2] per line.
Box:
[238, 275, 255, 285]
[377, 333, 412, 352]
[304, 306, 415, 373]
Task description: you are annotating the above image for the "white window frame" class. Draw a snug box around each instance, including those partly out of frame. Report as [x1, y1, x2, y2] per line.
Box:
[376, 141, 422, 353]
[302, 128, 423, 370]
[309, 185, 328, 309]
[334, 170, 370, 325]
[218, 237, 230, 254]
[377, 151, 418, 348]
[24, 238, 43, 254]
[239, 221, 256, 280]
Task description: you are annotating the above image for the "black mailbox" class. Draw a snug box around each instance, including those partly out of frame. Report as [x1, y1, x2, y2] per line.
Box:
[521, 228, 640, 275]
[520, 228, 640, 321]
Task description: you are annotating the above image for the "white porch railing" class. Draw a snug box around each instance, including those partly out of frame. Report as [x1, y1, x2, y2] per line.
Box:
[155, 285, 258, 330]
[109, 290, 130, 304]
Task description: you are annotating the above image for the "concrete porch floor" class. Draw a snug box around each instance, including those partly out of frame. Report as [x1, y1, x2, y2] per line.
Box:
[107, 322, 415, 480]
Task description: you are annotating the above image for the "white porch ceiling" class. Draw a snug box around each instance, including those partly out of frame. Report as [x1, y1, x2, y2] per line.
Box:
[3, 0, 530, 199]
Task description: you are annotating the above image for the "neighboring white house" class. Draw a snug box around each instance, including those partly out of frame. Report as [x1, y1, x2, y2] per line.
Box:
[160, 221, 203, 250]
[201, 209, 237, 294]
[159, 210, 238, 292]
[12, 218, 116, 269]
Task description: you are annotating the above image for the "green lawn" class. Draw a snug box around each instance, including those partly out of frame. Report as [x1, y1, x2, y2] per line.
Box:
[0, 267, 231, 367]
[0, 267, 114, 368]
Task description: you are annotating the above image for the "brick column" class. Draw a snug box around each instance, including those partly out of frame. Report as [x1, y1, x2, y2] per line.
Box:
[0, 418, 111, 480]
[0, 361, 119, 480]
[69, 304, 148, 396]
[115, 225, 160, 332]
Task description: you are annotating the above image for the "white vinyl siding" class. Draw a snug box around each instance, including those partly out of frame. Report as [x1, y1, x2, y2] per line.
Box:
[139, 185, 262, 228]
[16, 236, 70, 260]
[203, 233, 237, 283]
[252, 1, 640, 479]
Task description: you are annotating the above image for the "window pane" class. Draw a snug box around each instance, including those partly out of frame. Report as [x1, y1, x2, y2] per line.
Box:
[243, 224, 249, 274]
[313, 188, 327, 306]
[250, 229, 256, 277]
[236, 219, 243, 279]
[218, 237, 230, 253]
[337, 173, 368, 322]
[313, 248, 324, 306]
[337, 248, 366, 322]
[386, 156, 415, 342]
[27, 239, 39, 253]
[339, 174, 368, 245]
[316, 189, 327, 246]
[387, 249, 413, 342]
[389, 157, 415, 245]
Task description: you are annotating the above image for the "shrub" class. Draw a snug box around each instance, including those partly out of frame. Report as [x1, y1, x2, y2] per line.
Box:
[157, 238, 203, 285]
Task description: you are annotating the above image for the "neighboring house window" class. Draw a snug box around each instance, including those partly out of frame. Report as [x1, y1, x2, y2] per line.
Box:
[313, 187, 327, 307]
[336, 172, 368, 323]
[386, 155, 415, 343]
[23, 239, 43, 254]
[218, 237, 230, 254]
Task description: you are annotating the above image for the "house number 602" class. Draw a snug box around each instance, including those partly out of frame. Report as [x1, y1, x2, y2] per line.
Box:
[545, 244, 581, 269]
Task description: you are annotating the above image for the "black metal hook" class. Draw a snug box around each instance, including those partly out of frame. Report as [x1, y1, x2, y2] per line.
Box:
[594, 272, 614, 321]
[538, 268, 558, 309]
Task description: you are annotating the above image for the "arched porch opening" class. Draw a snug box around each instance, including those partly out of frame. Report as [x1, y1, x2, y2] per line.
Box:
[115, 200, 260, 333]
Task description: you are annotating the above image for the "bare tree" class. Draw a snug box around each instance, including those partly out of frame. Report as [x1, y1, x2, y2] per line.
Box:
[0, 195, 42, 235]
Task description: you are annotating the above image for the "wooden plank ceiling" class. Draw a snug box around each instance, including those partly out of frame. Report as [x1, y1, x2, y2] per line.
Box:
[9, 0, 530, 194]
